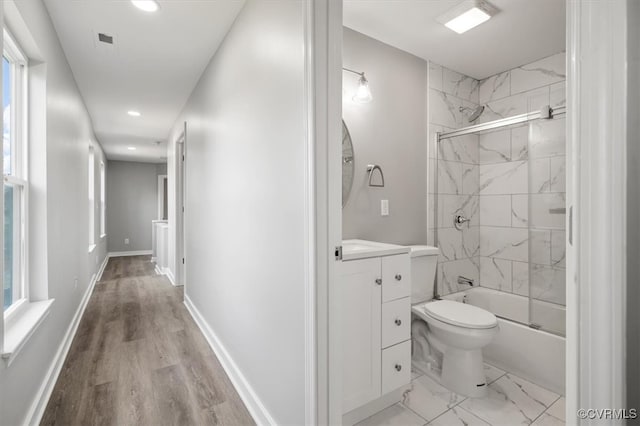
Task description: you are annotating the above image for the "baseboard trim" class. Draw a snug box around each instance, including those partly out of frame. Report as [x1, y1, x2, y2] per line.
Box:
[164, 268, 179, 287]
[96, 255, 109, 282]
[108, 250, 152, 257]
[184, 295, 276, 426]
[25, 254, 107, 426]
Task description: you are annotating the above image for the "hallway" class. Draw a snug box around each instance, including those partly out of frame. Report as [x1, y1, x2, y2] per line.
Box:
[41, 256, 254, 426]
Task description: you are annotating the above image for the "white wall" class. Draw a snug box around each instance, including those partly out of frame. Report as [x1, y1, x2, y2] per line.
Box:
[0, 1, 107, 424]
[106, 160, 159, 253]
[167, 0, 308, 424]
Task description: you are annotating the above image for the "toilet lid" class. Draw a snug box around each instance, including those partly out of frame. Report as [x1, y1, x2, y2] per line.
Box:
[423, 300, 497, 329]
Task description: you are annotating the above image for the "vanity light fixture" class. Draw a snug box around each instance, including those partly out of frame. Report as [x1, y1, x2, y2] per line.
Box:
[343, 68, 373, 103]
[131, 0, 160, 12]
[437, 0, 498, 34]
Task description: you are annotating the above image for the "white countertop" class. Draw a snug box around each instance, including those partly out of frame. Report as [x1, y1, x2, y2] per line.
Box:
[342, 239, 410, 261]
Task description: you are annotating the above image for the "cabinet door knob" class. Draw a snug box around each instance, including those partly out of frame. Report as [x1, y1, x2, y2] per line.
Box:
[395, 318, 402, 326]
[375, 278, 382, 285]
[395, 364, 402, 372]
[395, 274, 402, 281]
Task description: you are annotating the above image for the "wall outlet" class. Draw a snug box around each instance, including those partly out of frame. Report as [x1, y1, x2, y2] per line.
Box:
[125, 238, 130, 245]
[381, 199, 389, 216]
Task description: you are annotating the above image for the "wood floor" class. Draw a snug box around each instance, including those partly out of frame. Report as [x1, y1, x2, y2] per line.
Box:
[41, 256, 255, 426]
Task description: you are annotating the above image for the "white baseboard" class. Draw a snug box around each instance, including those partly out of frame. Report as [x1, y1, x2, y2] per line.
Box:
[25, 254, 107, 426]
[154, 265, 164, 276]
[184, 295, 275, 426]
[164, 268, 179, 287]
[108, 250, 152, 257]
[96, 255, 109, 282]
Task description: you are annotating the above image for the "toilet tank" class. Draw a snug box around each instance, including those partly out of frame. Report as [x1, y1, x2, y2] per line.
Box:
[409, 245, 440, 304]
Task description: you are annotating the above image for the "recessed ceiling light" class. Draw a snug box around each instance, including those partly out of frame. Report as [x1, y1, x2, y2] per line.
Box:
[437, 0, 498, 34]
[127, 110, 141, 117]
[127, 146, 137, 151]
[131, 0, 160, 12]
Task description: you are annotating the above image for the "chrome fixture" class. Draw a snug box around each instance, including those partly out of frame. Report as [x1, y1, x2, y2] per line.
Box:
[453, 213, 470, 230]
[459, 105, 485, 122]
[343, 67, 373, 103]
[367, 164, 385, 187]
[458, 276, 475, 287]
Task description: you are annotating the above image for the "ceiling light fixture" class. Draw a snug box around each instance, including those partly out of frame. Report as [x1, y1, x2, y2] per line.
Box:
[343, 68, 373, 104]
[437, 0, 498, 34]
[127, 146, 137, 151]
[127, 110, 141, 117]
[131, 0, 160, 12]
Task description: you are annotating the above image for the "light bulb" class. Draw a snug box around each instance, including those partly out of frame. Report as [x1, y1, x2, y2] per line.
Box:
[353, 75, 372, 103]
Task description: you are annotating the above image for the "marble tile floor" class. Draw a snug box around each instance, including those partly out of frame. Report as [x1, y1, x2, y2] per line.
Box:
[357, 364, 565, 426]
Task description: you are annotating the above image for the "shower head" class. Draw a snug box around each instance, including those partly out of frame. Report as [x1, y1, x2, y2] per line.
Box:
[459, 105, 485, 122]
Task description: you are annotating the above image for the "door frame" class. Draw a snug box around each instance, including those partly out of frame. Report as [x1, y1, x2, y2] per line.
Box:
[175, 125, 186, 288]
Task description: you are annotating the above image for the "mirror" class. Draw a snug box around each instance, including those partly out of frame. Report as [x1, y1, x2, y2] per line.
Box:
[342, 120, 355, 207]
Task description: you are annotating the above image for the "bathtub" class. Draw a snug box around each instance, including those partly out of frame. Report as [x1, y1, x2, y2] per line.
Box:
[443, 287, 565, 395]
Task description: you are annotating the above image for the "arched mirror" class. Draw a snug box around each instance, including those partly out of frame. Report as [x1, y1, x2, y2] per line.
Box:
[342, 120, 355, 207]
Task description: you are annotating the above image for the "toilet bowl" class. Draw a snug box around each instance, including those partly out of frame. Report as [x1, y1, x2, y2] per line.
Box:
[408, 245, 499, 398]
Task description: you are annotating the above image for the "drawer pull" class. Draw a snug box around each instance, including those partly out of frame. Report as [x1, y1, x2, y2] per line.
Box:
[395, 274, 402, 281]
[394, 364, 402, 372]
[375, 278, 382, 285]
[394, 318, 402, 326]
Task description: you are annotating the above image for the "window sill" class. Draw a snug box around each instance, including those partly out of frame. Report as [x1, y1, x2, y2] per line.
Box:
[88, 244, 97, 253]
[2, 299, 54, 366]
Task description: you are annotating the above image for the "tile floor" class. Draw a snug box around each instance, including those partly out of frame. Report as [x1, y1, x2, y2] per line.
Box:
[356, 365, 566, 426]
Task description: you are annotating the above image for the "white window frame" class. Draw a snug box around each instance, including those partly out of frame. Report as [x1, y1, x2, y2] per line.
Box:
[100, 161, 106, 238]
[2, 28, 29, 320]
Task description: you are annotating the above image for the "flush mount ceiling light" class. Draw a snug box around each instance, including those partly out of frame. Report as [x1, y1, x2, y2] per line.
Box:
[127, 110, 141, 117]
[343, 68, 373, 103]
[437, 0, 498, 34]
[127, 146, 137, 151]
[131, 0, 160, 12]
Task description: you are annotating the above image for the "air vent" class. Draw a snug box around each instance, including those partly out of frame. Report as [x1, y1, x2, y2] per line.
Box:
[98, 33, 113, 45]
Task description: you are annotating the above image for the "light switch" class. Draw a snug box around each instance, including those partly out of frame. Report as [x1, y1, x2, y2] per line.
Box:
[381, 199, 389, 216]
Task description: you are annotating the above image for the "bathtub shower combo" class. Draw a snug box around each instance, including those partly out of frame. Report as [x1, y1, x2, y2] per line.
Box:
[417, 104, 567, 395]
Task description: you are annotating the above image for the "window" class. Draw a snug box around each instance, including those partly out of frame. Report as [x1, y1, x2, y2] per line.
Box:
[3, 30, 28, 313]
[88, 146, 95, 249]
[100, 161, 105, 237]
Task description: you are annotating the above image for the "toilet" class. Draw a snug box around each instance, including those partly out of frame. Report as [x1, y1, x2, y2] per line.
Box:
[409, 245, 499, 398]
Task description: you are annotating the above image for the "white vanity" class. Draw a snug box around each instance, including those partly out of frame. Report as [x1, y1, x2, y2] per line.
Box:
[341, 239, 412, 422]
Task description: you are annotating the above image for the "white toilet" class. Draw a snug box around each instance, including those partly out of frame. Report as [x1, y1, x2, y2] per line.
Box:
[409, 245, 499, 398]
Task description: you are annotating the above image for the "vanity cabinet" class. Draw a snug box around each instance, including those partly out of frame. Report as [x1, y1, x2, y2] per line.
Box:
[341, 253, 412, 413]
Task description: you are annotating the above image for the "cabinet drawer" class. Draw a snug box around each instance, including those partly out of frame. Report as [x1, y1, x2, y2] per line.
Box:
[381, 254, 411, 302]
[381, 297, 411, 348]
[381, 340, 411, 395]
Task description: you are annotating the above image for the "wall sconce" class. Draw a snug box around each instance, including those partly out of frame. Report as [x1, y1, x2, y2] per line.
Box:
[343, 67, 373, 103]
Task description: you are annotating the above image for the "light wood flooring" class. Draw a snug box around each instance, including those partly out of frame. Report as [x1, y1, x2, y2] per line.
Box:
[41, 255, 255, 426]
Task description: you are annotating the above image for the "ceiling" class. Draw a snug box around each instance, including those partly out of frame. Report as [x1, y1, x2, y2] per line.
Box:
[343, 0, 565, 80]
[44, 0, 245, 163]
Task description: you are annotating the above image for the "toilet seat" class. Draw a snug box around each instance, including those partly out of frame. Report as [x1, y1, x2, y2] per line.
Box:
[421, 300, 497, 329]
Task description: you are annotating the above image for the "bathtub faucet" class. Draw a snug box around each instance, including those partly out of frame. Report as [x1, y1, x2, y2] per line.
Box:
[458, 276, 475, 287]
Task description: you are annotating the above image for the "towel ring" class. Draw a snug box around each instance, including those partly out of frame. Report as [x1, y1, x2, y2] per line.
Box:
[367, 164, 385, 187]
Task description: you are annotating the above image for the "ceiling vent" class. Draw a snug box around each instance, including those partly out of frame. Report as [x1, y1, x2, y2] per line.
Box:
[98, 33, 114, 45]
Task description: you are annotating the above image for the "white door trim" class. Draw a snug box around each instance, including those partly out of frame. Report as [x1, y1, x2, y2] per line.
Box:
[157, 174, 167, 220]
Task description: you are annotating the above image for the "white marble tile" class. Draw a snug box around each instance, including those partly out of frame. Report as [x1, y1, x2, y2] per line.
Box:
[462, 164, 479, 195]
[479, 227, 528, 262]
[527, 86, 551, 114]
[510, 52, 566, 95]
[551, 231, 566, 268]
[532, 412, 565, 426]
[439, 258, 480, 294]
[512, 261, 529, 297]
[481, 93, 527, 123]
[530, 229, 552, 265]
[529, 193, 566, 229]
[429, 61, 444, 92]
[430, 88, 462, 128]
[439, 134, 479, 164]
[479, 71, 510, 104]
[549, 82, 566, 109]
[549, 156, 565, 193]
[529, 118, 566, 159]
[511, 125, 529, 161]
[403, 375, 465, 422]
[545, 397, 566, 421]
[530, 265, 566, 305]
[443, 67, 479, 102]
[511, 194, 528, 228]
[438, 160, 463, 195]
[480, 195, 511, 227]
[480, 256, 512, 292]
[479, 129, 511, 164]
[460, 374, 559, 426]
[462, 226, 480, 258]
[484, 364, 506, 384]
[438, 227, 464, 262]
[531, 158, 551, 193]
[429, 407, 489, 426]
[479, 161, 528, 195]
[356, 403, 427, 426]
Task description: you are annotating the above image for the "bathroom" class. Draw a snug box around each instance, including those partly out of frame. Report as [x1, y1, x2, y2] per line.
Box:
[339, 1, 567, 425]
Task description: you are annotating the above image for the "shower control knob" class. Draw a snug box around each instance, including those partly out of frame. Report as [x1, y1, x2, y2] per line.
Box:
[375, 278, 382, 285]
[394, 319, 402, 326]
[395, 274, 402, 281]
[395, 364, 402, 372]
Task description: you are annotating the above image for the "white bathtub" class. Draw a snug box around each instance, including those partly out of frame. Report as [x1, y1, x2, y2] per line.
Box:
[444, 287, 566, 395]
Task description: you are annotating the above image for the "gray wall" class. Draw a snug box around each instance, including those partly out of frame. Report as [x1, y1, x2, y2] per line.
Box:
[342, 28, 427, 245]
[106, 161, 158, 252]
[166, 1, 308, 424]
